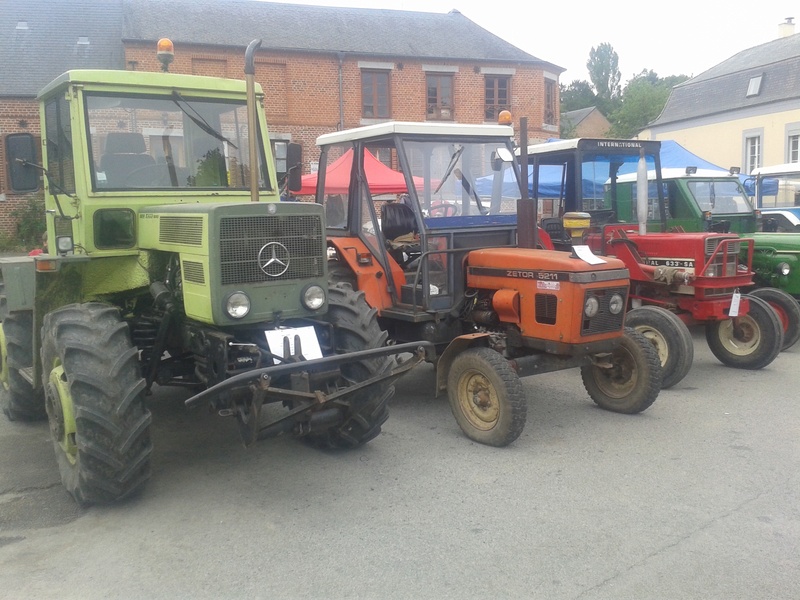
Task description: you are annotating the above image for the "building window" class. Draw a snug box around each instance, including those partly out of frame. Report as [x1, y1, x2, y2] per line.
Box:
[362, 71, 390, 119]
[544, 78, 557, 126]
[426, 74, 453, 120]
[746, 74, 763, 97]
[789, 134, 799, 163]
[745, 135, 761, 174]
[485, 76, 510, 121]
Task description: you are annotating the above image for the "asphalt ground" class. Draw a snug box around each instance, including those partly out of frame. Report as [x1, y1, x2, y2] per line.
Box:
[1, 328, 798, 599]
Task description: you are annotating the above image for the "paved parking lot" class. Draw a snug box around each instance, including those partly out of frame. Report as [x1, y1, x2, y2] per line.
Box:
[1, 329, 799, 599]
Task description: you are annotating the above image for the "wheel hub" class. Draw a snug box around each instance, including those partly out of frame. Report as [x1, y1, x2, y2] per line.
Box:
[458, 371, 499, 429]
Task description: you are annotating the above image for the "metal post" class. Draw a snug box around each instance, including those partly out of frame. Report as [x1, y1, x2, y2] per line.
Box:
[245, 39, 262, 202]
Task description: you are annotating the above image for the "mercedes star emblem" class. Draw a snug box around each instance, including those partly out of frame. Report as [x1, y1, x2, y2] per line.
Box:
[258, 241, 291, 277]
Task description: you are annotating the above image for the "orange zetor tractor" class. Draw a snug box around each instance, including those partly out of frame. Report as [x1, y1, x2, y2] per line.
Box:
[524, 138, 786, 389]
[310, 121, 662, 447]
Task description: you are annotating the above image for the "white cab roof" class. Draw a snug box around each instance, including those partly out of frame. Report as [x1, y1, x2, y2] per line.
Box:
[316, 121, 513, 146]
[751, 163, 800, 177]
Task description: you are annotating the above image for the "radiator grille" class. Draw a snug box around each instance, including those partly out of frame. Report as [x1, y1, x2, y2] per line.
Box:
[219, 215, 325, 285]
[581, 287, 627, 335]
[535, 293, 557, 325]
[160, 216, 204, 246]
[182, 261, 205, 284]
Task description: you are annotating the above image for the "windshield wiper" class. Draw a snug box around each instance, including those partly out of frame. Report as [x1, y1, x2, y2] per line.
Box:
[171, 91, 238, 149]
[433, 145, 464, 194]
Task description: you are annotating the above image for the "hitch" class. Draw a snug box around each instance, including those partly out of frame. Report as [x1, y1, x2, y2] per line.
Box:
[197, 342, 433, 445]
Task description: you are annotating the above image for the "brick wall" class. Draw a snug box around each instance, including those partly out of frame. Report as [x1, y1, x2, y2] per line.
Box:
[0, 42, 557, 235]
[124, 41, 555, 171]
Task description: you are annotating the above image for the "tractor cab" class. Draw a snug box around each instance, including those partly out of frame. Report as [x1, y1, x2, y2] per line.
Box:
[613, 167, 758, 235]
[316, 122, 531, 318]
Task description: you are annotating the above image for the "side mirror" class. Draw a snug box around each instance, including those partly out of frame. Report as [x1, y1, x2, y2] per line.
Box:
[286, 142, 303, 192]
[5, 133, 39, 192]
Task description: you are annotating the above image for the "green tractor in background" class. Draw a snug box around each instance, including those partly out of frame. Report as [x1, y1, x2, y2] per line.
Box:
[0, 41, 427, 506]
[611, 166, 800, 350]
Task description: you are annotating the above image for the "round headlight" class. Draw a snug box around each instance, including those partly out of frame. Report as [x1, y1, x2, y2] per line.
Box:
[302, 284, 326, 311]
[608, 293, 625, 315]
[777, 262, 791, 276]
[584, 295, 599, 318]
[225, 292, 251, 319]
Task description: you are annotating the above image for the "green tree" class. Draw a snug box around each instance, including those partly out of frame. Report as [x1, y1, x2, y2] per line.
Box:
[609, 70, 689, 137]
[587, 42, 621, 115]
[560, 80, 596, 112]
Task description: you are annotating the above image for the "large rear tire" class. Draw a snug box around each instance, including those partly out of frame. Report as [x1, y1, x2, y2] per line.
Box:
[447, 346, 526, 447]
[41, 303, 152, 506]
[581, 327, 662, 414]
[749, 287, 800, 351]
[305, 284, 394, 449]
[1, 311, 46, 421]
[625, 305, 694, 389]
[705, 295, 783, 370]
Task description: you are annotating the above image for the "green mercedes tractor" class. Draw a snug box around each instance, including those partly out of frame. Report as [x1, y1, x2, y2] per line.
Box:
[0, 41, 428, 506]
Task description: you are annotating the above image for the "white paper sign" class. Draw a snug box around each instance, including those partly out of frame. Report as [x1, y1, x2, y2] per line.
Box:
[265, 326, 323, 360]
[729, 290, 741, 318]
[573, 244, 607, 265]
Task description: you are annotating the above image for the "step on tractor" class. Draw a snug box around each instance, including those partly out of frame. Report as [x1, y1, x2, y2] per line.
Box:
[608, 163, 800, 351]
[310, 119, 662, 448]
[0, 40, 429, 506]
[525, 138, 789, 389]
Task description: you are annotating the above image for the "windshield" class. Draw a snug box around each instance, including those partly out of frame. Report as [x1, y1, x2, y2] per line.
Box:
[687, 180, 753, 214]
[85, 92, 269, 191]
[402, 139, 519, 221]
[756, 171, 800, 208]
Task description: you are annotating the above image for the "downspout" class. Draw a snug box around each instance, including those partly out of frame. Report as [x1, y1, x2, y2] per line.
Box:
[337, 52, 345, 130]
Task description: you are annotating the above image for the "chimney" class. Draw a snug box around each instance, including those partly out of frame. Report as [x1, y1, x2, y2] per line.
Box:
[779, 17, 795, 38]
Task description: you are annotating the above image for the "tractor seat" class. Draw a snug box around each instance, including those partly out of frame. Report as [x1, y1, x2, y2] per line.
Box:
[100, 132, 156, 187]
[382, 202, 420, 267]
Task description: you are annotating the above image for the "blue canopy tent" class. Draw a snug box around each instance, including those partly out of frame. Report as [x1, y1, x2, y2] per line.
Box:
[473, 163, 604, 198]
[475, 139, 730, 199]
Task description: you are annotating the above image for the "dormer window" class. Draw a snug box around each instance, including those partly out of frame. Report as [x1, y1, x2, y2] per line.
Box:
[746, 74, 763, 97]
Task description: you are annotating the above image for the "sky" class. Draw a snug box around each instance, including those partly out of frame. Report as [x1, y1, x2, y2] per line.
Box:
[265, 0, 797, 84]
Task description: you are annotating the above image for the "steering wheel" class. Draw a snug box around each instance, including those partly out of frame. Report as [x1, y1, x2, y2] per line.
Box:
[430, 201, 459, 217]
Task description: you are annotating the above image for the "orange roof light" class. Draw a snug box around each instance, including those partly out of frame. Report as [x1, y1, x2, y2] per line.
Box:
[157, 38, 174, 72]
[498, 110, 512, 126]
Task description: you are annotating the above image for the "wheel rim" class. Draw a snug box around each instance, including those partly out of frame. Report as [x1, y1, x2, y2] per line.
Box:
[45, 363, 78, 464]
[716, 316, 760, 356]
[634, 325, 669, 367]
[456, 368, 499, 431]
[593, 343, 638, 399]
[767, 302, 790, 335]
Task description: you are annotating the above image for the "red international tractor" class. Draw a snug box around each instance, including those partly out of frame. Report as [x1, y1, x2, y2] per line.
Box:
[306, 121, 662, 447]
[525, 138, 787, 388]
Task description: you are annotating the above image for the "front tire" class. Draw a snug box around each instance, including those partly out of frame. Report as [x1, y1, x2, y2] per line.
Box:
[749, 287, 800, 351]
[41, 303, 152, 506]
[305, 284, 394, 449]
[705, 295, 783, 370]
[581, 327, 662, 414]
[625, 305, 694, 389]
[447, 346, 526, 447]
[1, 311, 46, 421]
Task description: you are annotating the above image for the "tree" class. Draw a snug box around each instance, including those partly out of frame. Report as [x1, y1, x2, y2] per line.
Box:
[560, 80, 596, 113]
[587, 43, 621, 115]
[609, 70, 689, 137]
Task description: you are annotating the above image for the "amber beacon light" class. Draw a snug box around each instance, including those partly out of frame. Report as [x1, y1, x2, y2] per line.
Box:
[157, 38, 174, 71]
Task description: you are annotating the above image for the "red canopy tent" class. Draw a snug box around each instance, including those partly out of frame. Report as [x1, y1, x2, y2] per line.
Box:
[297, 149, 421, 195]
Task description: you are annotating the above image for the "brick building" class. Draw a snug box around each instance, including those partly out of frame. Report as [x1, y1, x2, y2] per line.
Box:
[0, 0, 563, 237]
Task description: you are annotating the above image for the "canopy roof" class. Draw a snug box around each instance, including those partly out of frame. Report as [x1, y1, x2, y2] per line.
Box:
[298, 149, 420, 195]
